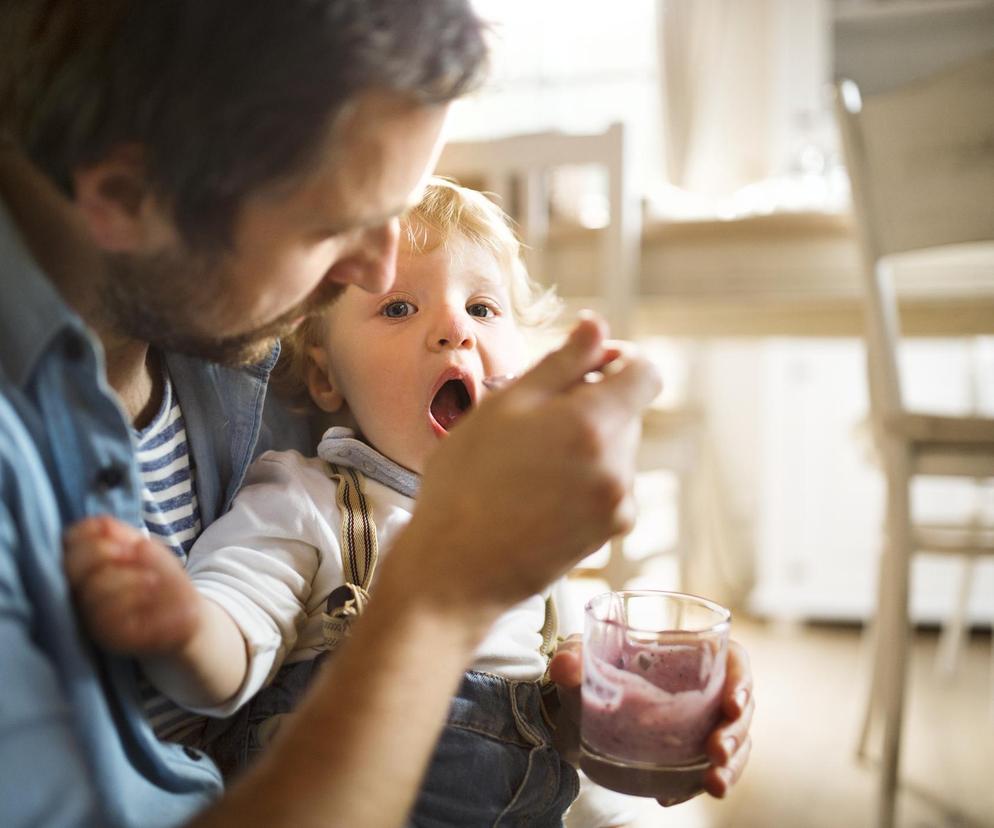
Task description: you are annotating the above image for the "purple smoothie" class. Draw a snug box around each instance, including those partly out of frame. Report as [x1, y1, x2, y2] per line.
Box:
[579, 592, 729, 798]
[582, 638, 725, 765]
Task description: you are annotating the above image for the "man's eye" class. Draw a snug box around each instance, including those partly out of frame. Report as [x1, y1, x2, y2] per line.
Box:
[467, 303, 495, 318]
[382, 301, 415, 318]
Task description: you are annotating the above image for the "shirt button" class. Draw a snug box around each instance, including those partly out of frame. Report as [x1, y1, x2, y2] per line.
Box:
[183, 746, 203, 761]
[94, 464, 125, 491]
[63, 333, 87, 362]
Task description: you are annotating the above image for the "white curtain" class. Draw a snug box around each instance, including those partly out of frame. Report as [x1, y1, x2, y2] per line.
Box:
[657, 0, 831, 197]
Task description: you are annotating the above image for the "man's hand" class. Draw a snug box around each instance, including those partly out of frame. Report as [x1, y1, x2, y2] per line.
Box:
[400, 315, 662, 620]
[63, 516, 201, 655]
[547, 636, 754, 806]
[698, 640, 754, 802]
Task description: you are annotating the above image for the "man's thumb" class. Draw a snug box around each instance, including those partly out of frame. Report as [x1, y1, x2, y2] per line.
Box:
[515, 313, 608, 398]
[548, 646, 583, 688]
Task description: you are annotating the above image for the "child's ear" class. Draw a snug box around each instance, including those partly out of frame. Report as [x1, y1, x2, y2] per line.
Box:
[72, 144, 175, 252]
[304, 346, 345, 413]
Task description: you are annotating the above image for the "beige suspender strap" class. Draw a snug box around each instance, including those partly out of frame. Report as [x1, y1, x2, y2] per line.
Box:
[330, 463, 378, 591]
[539, 594, 564, 695]
[321, 464, 379, 647]
[322, 463, 561, 671]
[540, 594, 559, 661]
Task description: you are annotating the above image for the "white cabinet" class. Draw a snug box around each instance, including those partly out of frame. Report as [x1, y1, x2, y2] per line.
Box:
[743, 338, 994, 624]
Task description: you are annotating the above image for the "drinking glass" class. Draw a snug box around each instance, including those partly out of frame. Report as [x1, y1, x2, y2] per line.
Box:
[580, 590, 731, 800]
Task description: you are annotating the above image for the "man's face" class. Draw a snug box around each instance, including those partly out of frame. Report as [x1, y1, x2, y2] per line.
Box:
[314, 232, 529, 474]
[102, 91, 449, 365]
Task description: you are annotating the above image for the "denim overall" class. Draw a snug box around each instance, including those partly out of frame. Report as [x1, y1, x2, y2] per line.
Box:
[205, 464, 579, 827]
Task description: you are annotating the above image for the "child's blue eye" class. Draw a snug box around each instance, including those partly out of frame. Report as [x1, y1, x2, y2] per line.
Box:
[467, 303, 495, 318]
[382, 301, 415, 318]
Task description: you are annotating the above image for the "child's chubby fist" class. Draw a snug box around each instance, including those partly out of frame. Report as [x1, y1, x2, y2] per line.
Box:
[63, 516, 201, 656]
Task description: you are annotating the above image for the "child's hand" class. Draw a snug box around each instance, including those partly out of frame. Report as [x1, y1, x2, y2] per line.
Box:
[63, 516, 201, 656]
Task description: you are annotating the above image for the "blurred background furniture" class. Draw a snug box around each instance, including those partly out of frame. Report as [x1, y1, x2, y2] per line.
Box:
[437, 122, 639, 338]
[437, 124, 731, 598]
[835, 50, 994, 828]
[439, 5, 994, 825]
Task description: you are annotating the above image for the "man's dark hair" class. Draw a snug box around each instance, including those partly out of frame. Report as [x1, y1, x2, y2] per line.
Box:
[1, 0, 487, 250]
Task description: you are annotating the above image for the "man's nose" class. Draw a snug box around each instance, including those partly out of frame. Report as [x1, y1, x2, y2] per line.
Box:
[351, 219, 399, 294]
[323, 219, 399, 294]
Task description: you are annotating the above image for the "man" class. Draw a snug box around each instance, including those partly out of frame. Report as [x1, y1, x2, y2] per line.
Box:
[0, 2, 752, 826]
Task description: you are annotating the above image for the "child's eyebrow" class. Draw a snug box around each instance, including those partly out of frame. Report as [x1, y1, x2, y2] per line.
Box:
[466, 272, 508, 292]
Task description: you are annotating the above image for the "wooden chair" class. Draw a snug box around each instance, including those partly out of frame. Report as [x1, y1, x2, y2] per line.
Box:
[834, 50, 994, 828]
[436, 122, 640, 338]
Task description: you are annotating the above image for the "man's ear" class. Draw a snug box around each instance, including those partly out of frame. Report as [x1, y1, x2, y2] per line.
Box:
[72, 145, 175, 252]
[304, 346, 345, 413]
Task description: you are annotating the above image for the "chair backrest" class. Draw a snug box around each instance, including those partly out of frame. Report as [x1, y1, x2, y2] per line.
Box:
[834, 50, 994, 420]
[436, 123, 641, 337]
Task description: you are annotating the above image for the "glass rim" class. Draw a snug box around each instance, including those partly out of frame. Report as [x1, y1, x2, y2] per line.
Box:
[584, 589, 732, 635]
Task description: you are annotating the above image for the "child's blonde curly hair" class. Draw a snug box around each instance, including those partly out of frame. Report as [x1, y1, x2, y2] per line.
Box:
[273, 176, 562, 412]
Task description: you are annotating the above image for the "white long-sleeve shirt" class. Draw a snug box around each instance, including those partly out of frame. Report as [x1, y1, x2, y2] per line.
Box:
[182, 439, 635, 827]
[183, 448, 576, 717]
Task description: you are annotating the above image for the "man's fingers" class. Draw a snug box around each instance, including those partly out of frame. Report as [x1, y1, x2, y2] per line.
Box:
[657, 791, 704, 809]
[722, 640, 753, 719]
[703, 734, 752, 799]
[708, 693, 755, 766]
[547, 639, 582, 688]
[578, 350, 662, 421]
[512, 314, 609, 399]
[701, 637, 755, 799]
[705, 640, 754, 765]
[657, 643, 754, 806]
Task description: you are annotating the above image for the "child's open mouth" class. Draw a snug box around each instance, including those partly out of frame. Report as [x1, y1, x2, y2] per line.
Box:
[429, 378, 472, 433]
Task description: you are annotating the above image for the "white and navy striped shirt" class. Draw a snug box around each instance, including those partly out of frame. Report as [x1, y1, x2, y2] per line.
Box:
[135, 372, 202, 560]
[133, 365, 206, 744]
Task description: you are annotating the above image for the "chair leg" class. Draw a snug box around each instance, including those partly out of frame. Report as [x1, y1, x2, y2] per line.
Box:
[877, 453, 914, 828]
[936, 557, 974, 678]
[856, 599, 886, 759]
[857, 484, 904, 762]
[988, 593, 994, 719]
[876, 548, 906, 828]
[857, 562, 890, 760]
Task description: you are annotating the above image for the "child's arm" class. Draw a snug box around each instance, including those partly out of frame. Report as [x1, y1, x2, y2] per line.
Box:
[63, 516, 248, 709]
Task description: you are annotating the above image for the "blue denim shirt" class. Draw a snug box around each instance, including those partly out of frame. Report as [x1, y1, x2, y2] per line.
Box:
[0, 198, 309, 826]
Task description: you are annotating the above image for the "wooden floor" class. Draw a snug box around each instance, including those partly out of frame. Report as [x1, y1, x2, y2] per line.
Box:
[615, 618, 994, 828]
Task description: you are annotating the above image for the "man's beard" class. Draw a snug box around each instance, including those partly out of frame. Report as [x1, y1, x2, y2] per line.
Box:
[100, 247, 344, 367]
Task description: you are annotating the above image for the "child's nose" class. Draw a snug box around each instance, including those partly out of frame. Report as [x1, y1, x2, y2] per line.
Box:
[428, 309, 475, 352]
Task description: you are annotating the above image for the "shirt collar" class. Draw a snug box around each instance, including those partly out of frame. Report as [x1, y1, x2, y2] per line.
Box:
[0, 196, 86, 388]
[316, 426, 421, 499]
